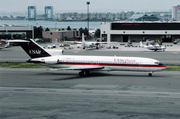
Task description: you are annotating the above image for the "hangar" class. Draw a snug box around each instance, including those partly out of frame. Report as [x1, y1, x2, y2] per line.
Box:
[100, 21, 180, 42]
[0, 25, 33, 39]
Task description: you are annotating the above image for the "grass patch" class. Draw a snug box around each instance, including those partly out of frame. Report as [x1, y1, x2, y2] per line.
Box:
[0, 62, 48, 68]
[0, 62, 180, 71]
[164, 65, 180, 71]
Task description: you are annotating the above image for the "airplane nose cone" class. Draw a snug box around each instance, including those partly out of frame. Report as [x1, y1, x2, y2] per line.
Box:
[161, 65, 167, 70]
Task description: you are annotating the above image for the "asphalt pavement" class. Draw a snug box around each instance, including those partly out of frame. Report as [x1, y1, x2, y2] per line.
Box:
[0, 42, 180, 118]
[0, 68, 180, 118]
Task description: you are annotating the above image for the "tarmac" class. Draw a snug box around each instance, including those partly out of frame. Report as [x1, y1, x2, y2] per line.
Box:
[0, 42, 180, 118]
[0, 68, 180, 118]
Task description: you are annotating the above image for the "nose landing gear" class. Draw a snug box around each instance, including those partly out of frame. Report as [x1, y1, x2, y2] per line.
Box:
[148, 72, 153, 77]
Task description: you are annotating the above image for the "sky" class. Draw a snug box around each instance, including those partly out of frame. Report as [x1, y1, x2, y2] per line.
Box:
[0, 0, 180, 14]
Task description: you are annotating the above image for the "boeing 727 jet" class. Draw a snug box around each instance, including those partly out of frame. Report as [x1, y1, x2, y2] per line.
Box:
[12, 39, 166, 76]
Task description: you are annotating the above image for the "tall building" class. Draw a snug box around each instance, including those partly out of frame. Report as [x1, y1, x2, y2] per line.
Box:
[28, 6, 36, 20]
[45, 6, 53, 20]
[54, 12, 134, 21]
[172, 5, 180, 21]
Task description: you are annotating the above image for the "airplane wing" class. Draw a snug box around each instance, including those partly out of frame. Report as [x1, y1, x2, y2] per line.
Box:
[74, 41, 82, 44]
[58, 65, 104, 70]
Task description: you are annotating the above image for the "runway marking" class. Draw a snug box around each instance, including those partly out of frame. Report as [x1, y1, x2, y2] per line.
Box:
[1, 87, 180, 98]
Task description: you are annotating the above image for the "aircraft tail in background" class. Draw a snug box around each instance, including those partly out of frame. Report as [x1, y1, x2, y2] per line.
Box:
[140, 41, 145, 48]
[82, 33, 86, 43]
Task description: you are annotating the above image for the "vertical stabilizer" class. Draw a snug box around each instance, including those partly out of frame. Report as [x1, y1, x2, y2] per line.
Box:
[140, 41, 144, 48]
[82, 33, 86, 43]
[4, 41, 10, 48]
[18, 39, 51, 58]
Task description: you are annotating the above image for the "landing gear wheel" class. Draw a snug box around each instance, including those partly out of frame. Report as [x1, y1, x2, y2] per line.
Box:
[79, 71, 84, 76]
[85, 71, 90, 75]
[79, 71, 91, 76]
[148, 73, 152, 77]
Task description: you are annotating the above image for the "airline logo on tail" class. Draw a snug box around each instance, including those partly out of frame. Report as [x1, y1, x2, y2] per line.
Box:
[22, 40, 51, 58]
[29, 50, 42, 54]
[10, 39, 51, 58]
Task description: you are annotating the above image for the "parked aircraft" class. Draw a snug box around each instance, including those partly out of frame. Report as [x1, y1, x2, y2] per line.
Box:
[76, 33, 100, 49]
[11, 39, 166, 76]
[140, 41, 166, 51]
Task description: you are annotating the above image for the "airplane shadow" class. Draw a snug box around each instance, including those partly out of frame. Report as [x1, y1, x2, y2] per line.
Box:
[0, 49, 11, 51]
[35, 71, 165, 81]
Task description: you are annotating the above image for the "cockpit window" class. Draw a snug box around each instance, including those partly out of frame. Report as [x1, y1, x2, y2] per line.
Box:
[155, 62, 159, 65]
[155, 62, 164, 65]
[159, 62, 164, 65]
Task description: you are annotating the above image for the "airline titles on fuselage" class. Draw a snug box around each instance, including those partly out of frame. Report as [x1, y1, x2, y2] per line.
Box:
[61, 57, 140, 64]
[114, 58, 138, 64]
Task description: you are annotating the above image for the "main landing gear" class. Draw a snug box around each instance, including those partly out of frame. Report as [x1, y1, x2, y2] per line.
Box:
[79, 70, 90, 76]
[148, 72, 153, 77]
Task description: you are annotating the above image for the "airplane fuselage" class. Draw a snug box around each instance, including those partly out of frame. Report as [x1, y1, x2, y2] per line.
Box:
[146, 45, 166, 51]
[11, 39, 166, 76]
[140, 41, 166, 51]
[29, 55, 166, 72]
[82, 42, 98, 49]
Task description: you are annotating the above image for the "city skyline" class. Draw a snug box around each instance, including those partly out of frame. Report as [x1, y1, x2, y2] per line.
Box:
[0, 0, 180, 15]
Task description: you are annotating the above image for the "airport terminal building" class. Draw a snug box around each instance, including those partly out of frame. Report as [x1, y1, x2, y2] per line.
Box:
[100, 22, 180, 42]
[0, 25, 33, 39]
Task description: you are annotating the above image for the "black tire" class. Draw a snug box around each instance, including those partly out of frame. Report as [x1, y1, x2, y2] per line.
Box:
[148, 73, 152, 77]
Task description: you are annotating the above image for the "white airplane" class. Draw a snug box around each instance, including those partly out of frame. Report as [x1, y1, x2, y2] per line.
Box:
[12, 39, 166, 77]
[76, 33, 100, 49]
[140, 41, 166, 51]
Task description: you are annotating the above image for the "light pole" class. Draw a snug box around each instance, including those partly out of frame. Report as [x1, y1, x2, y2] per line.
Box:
[55, 23, 57, 31]
[32, 25, 34, 39]
[87, 1, 90, 37]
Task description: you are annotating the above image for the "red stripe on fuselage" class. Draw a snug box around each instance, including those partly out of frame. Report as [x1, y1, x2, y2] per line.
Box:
[57, 62, 166, 68]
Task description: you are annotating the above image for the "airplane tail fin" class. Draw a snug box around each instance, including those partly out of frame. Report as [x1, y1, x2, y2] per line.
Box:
[82, 33, 86, 43]
[11, 39, 51, 58]
[140, 41, 144, 48]
[4, 41, 10, 48]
